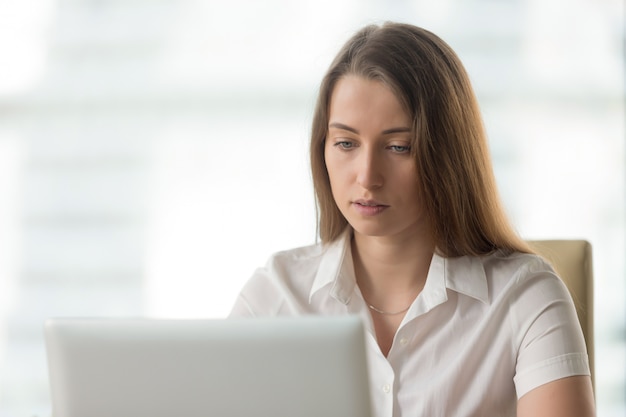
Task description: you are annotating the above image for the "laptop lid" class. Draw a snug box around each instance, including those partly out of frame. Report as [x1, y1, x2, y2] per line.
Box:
[44, 316, 372, 417]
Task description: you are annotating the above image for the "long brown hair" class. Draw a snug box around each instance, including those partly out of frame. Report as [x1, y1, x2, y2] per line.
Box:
[310, 22, 531, 257]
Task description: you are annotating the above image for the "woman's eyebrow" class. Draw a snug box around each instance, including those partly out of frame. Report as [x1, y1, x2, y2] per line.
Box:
[381, 127, 412, 135]
[328, 122, 359, 134]
[328, 122, 411, 135]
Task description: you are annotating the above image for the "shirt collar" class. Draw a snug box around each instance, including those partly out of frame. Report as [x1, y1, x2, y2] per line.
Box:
[309, 228, 356, 305]
[441, 254, 489, 304]
[309, 229, 490, 306]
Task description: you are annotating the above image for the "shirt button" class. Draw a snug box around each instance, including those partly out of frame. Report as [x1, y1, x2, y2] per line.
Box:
[399, 337, 409, 346]
[382, 384, 391, 394]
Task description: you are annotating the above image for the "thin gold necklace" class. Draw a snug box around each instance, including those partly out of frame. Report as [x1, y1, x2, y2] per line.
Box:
[366, 302, 411, 315]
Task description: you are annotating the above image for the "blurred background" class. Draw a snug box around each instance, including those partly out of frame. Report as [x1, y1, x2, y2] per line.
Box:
[0, 0, 623, 415]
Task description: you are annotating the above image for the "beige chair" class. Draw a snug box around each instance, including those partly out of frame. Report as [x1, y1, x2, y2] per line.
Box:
[528, 240, 594, 386]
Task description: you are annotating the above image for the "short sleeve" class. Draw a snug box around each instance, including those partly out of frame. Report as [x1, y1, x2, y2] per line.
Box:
[228, 266, 287, 317]
[510, 259, 590, 398]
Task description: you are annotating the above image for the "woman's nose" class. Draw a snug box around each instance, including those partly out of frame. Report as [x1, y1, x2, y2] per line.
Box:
[356, 149, 384, 189]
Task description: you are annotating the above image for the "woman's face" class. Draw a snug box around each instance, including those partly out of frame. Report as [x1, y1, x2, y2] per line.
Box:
[324, 75, 428, 241]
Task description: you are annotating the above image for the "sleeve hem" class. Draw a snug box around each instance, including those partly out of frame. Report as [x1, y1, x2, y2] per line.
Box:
[514, 352, 590, 399]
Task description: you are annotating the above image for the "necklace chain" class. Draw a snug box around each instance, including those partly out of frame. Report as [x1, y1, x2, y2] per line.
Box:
[367, 302, 411, 315]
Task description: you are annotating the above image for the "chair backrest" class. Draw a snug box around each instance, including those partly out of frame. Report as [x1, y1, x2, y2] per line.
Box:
[527, 240, 594, 385]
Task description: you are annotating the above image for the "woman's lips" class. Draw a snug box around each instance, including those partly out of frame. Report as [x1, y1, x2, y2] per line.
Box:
[352, 200, 389, 216]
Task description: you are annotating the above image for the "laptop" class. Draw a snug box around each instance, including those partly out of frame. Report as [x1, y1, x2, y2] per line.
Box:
[44, 316, 372, 417]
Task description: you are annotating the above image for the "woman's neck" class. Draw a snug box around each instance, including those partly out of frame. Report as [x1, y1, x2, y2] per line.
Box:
[351, 231, 435, 309]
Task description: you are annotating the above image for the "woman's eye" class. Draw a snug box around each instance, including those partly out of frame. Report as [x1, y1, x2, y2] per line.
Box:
[334, 141, 355, 150]
[389, 145, 411, 153]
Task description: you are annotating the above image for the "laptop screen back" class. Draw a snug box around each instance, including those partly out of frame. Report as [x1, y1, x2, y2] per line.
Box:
[45, 316, 372, 417]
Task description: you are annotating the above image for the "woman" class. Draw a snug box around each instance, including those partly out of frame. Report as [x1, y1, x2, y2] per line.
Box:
[230, 22, 595, 416]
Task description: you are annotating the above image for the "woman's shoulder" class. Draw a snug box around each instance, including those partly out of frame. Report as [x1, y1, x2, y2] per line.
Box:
[244, 240, 330, 292]
[481, 250, 575, 307]
[444, 250, 561, 304]
[261, 241, 329, 274]
[485, 250, 556, 280]
[268, 241, 326, 262]
[230, 240, 337, 316]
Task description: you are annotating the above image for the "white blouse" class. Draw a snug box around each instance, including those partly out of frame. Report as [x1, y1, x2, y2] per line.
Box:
[230, 230, 590, 417]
